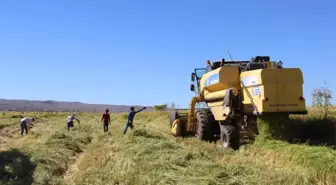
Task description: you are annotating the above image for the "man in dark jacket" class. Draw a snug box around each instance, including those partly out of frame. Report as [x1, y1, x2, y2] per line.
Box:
[123, 107, 146, 134]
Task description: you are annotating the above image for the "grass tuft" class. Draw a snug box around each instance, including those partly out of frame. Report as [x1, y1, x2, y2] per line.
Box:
[133, 128, 165, 140]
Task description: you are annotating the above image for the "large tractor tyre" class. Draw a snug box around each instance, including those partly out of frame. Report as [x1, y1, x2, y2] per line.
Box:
[170, 111, 178, 129]
[220, 124, 240, 150]
[196, 109, 215, 141]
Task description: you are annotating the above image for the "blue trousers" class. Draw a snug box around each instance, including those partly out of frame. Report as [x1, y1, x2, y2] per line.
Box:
[123, 120, 133, 134]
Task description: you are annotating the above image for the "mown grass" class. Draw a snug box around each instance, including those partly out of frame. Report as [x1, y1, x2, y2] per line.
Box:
[0, 107, 335, 185]
[0, 113, 119, 185]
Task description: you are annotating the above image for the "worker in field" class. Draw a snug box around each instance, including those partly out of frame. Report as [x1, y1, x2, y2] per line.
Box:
[123, 107, 146, 134]
[66, 114, 80, 131]
[101, 109, 111, 133]
[20, 117, 35, 135]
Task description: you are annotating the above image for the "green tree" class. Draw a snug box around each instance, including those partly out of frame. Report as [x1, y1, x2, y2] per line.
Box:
[154, 104, 168, 111]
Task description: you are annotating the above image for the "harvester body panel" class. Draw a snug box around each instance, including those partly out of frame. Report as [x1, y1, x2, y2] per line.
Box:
[196, 66, 241, 121]
[195, 64, 306, 121]
[199, 66, 240, 102]
[240, 68, 306, 115]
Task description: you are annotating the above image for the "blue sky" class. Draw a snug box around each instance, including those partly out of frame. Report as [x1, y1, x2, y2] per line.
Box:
[0, 0, 335, 108]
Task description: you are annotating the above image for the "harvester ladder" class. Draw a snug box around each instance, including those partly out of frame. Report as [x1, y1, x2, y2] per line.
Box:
[240, 80, 260, 115]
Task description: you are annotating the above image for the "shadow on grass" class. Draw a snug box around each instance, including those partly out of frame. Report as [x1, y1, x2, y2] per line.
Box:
[258, 116, 336, 148]
[286, 118, 336, 147]
[0, 149, 36, 185]
[0, 124, 7, 130]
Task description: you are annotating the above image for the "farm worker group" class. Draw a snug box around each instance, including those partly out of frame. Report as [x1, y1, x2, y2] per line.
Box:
[20, 106, 147, 135]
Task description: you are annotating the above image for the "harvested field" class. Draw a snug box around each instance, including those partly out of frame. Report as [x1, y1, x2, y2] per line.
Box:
[0, 108, 335, 185]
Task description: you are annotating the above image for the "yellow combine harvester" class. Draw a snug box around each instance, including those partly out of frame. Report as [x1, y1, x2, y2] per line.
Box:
[170, 56, 307, 150]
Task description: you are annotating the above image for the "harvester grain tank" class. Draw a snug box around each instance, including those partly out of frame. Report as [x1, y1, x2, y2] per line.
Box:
[170, 56, 307, 150]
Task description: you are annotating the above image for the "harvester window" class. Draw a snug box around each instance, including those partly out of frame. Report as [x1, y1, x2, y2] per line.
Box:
[194, 68, 207, 86]
[195, 68, 207, 79]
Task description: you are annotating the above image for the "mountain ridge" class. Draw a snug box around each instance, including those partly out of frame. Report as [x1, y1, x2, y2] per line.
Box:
[0, 98, 152, 112]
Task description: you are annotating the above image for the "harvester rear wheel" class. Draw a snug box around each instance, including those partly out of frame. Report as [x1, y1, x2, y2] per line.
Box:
[196, 109, 215, 141]
[220, 124, 240, 150]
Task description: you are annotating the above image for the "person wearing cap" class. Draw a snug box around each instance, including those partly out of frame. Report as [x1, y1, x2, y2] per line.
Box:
[123, 107, 146, 134]
[66, 114, 80, 131]
[20, 117, 35, 135]
[101, 109, 111, 133]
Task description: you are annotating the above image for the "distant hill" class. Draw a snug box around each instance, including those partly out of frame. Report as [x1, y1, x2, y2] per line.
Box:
[0, 98, 152, 112]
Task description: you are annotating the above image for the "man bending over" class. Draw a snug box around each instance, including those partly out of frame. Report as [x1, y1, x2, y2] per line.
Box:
[67, 114, 80, 131]
[20, 117, 35, 135]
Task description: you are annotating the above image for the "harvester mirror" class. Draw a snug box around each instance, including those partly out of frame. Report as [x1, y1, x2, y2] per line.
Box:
[190, 84, 195, 91]
[191, 73, 196, 82]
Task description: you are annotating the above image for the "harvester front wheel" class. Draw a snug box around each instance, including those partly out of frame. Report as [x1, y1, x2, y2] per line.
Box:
[220, 124, 240, 150]
[196, 109, 215, 141]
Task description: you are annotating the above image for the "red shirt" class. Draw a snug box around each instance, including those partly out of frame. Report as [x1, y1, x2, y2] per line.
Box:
[102, 113, 110, 124]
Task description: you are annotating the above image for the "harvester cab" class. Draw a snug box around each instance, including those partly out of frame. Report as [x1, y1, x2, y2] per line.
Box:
[170, 55, 307, 150]
[191, 60, 224, 87]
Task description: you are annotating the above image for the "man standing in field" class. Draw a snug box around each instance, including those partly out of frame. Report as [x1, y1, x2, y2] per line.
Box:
[66, 114, 80, 131]
[20, 117, 35, 135]
[101, 109, 111, 133]
[123, 107, 146, 134]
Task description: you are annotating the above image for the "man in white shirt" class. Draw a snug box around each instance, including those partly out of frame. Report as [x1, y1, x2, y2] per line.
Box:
[66, 114, 80, 131]
[20, 117, 35, 135]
